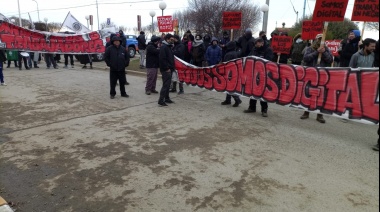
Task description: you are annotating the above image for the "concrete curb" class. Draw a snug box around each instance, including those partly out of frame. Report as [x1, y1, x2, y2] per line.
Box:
[0, 196, 13, 212]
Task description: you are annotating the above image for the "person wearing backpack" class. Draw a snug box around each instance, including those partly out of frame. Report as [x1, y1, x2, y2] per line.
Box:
[191, 34, 206, 67]
[290, 33, 307, 65]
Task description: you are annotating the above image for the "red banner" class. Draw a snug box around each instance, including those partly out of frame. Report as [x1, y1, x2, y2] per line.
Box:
[222, 12, 242, 30]
[175, 57, 379, 124]
[313, 0, 349, 22]
[325, 40, 342, 57]
[351, 0, 379, 22]
[0, 22, 107, 54]
[302, 21, 323, 40]
[271, 36, 293, 54]
[157, 16, 173, 32]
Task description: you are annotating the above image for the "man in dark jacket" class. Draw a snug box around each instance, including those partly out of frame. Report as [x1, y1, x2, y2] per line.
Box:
[339, 29, 361, 67]
[221, 41, 242, 107]
[158, 34, 175, 106]
[105, 36, 130, 99]
[244, 38, 274, 117]
[220, 31, 230, 59]
[145, 35, 161, 95]
[236, 28, 255, 57]
[290, 33, 307, 65]
[118, 30, 127, 48]
[138, 31, 147, 69]
[191, 34, 206, 67]
[300, 34, 333, 123]
[171, 34, 186, 94]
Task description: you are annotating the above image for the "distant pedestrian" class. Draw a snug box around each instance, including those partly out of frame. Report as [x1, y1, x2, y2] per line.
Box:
[300, 34, 333, 123]
[105, 36, 130, 99]
[0, 50, 7, 86]
[158, 34, 175, 107]
[145, 35, 161, 95]
[138, 31, 147, 69]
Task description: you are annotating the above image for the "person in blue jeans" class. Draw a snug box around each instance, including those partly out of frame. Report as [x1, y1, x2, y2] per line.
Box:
[0, 50, 7, 85]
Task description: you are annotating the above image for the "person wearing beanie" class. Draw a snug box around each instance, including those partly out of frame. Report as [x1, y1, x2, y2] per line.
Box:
[138, 31, 147, 69]
[170, 34, 186, 94]
[339, 29, 361, 67]
[145, 35, 161, 95]
[158, 33, 176, 106]
[105, 36, 130, 99]
[236, 28, 255, 57]
[300, 33, 333, 123]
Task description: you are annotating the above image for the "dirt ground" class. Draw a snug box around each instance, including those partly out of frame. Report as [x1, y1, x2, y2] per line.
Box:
[0, 65, 378, 212]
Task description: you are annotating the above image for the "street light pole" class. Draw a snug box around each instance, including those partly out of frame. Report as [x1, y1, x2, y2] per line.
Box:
[44, 17, 48, 31]
[149, 11, 156, 35]
[260, 3, 269, 33]
[17, 0, 22, 27]
[96, 0, 100, 30]
[159, 1, 167, 16]
[85, 15, 90, 28]
[32, 0, 40, 22]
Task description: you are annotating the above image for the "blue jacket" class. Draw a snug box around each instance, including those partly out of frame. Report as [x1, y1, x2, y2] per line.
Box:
[206, 37, 222, 66]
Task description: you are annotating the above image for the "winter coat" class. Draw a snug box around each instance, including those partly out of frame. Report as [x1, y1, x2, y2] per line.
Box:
[223, 42, 238, 62]
[173, 42, 186, 60]
[191, 40, 206, 64]
[146, 41, 160, 68]
[138, 34, 147, 50]
[205, 38, 222, 66]
[220, 37, 230, 58]
[105, 45, 130, 71]
[250, 45, 274, 61]
[290, 33, 308, 64]
[303, 45, 333, 67]
[0, 50, 6, 62]
[237, 35, 255, 57]
[349, 50, 375, 68]
[159, 41, 175, 72]
[183, 40, 192, 63]
[339, 30, 361, 67]
[78, 54, 92, 65]
[118, 31, 127, 48]
[105, 34, 117, 51]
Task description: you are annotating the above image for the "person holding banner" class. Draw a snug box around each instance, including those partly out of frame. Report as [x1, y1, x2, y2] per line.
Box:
[105, 36, 130, 99]
[145, 35, 161, 95]
[171, 34, 186, 94]
[244, 38, 274, 117]
[300, 34, 333, 124]
[349, 38, 376, 68]
[236, 28, 255, 58]
[158, 34, 175, 107]
[221, 41, 242, 107]
[339, 30, 361, 67]
[18, 51, 30, 70]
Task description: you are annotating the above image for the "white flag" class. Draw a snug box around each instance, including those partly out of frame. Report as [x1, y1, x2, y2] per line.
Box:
[61, 12, 91, 33]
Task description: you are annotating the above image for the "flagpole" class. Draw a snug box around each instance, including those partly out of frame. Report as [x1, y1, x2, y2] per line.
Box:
[59, 12, 70, 32]
[17, 0, 22, 27]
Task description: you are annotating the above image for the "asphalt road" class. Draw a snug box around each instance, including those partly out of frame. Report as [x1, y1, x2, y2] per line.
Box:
[0, 63, 378, 212]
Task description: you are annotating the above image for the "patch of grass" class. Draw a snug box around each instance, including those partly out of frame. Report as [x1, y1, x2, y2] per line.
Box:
[128, 58, 142, 72]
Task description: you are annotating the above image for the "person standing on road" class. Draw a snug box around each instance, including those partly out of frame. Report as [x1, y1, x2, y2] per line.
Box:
[45, 53, 58, 69]
[170, 34, 186, 94]
[0, 50, 7, 85]
[339, 29, 361, 67]
[349, 38, 376, 68]
[64, 54, 74, 69]
[236, 28, 255, 58]
[290, 33, 307, 65]
[105, 36, 130, 99]
[220, 41, 242, 107]
[205, 37, 222, 66]
[191, 34, 206, 67]
[18, 51, 30, 70]
[300, 34, 333, 124]
[138, 31, 147, 69]
[145, 35, 161, 95]
[158, 34, 175, 107]
[244, 38, 274, 117]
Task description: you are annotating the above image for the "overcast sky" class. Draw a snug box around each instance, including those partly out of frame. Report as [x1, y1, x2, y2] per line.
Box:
[1, 0, 378, 39]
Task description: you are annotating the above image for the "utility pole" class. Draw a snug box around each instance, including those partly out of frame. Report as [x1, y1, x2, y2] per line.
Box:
[264, 0, 269, 32]
[96, 0, 100, 30]
[303, 0, 306, 20]
[17, 0, 22, 27]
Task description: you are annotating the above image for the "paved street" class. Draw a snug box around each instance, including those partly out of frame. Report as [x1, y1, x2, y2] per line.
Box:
[0, 64, 379, 212]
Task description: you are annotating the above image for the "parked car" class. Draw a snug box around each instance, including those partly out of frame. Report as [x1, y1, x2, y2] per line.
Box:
[125, 35, 139, 58]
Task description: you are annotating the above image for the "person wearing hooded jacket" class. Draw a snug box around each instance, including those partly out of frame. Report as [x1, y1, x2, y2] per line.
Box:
[221, 41, 242, 107]
[290, 33, 308, 65]
[205, 37, 222, 66]
[145, 35, 161, 95]
[138, 31, 147, 69]
[191, 34, 206, 67]
[170, 34, 186, 94]
[158, 34, 175, 107]
[105, 36, 130, 99]
[236, 28, 255, 58]
[118, 30, 127, 48]
[244, 38, 274, 117]
[339, 29, 361, 67]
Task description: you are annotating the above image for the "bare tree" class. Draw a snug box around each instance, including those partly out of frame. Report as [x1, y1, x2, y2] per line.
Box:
[366, 22, 379, 31]
[119, 25, 128, 32]
[186, 0, 261, 38]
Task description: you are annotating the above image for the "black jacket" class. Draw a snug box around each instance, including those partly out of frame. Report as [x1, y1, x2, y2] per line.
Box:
[146, 42, 160, 68]
[250, 45, 274, 61]
[374, 40, 379, 67]
[223, 42, 238, 62]
[138, 34, 147, 50]
[339, 37, 360, 67]
[237, 35, 255, 57]
[0, 50, 6, 62]
[173, 42, 186, 60]
[105, 45, 130, 71]
[159, 41, 175, 72]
